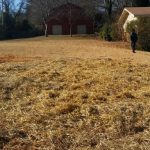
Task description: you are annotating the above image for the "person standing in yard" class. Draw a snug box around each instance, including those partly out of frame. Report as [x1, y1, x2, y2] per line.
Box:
[130, 29, 138, 53]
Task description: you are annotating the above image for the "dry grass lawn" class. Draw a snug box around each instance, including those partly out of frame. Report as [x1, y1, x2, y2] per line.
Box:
[0, 36, 150, 64]
[0, 36, 150, 150]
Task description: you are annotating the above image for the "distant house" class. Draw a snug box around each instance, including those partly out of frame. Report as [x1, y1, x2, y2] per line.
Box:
[118, 7, 150, 40]
[47, 3, 94, 35]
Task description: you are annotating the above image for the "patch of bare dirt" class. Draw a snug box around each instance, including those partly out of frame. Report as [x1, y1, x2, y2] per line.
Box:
[0, 55, 42, 63]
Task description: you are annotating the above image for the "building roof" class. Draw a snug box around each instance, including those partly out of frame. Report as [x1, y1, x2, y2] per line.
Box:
[47, 3, 92, 22]
[125, 7, 150, 16]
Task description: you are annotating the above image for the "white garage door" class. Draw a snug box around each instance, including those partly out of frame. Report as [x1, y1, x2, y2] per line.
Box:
[52, 25, 62, 35]
[77, 25, 87, 34]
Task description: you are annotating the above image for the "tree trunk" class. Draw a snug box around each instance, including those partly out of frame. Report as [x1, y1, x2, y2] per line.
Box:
[44, 23, 48, 37]
[69, 4, 72, 37]
[93, 18, 95, 34]
[69, 24, 72, 37]
[105, 0, 112, 20]
[1, 0, 4, 26]
[108, 2, 112, 19]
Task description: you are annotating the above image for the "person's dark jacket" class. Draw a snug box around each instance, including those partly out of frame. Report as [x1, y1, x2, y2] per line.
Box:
[130, 32, 138, 43]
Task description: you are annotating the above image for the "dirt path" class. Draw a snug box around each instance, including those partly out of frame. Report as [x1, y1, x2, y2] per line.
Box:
[0, 36, 150, 64]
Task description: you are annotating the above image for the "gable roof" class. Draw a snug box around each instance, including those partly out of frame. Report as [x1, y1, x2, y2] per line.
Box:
[47, 3, 92, 22]
[125, 7, 150, 16]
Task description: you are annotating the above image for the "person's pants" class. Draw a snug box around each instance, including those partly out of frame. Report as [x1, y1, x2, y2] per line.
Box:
[131, 42, 136, 52]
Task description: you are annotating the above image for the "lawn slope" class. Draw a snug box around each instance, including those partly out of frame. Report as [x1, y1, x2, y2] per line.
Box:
[0, 58, 150, 149]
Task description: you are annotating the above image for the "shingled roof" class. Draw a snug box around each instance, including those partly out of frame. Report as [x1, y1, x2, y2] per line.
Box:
[125, 7, 150, 16]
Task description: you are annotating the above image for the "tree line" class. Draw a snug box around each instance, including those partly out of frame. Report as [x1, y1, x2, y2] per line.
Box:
[0, 0, 149, 39]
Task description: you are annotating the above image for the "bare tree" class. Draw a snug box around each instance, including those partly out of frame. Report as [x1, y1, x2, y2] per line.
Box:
[80, 0, 100, 33]
[28, 0, 99, 37]
[28, 0, 63, 37]
[113, 0, 134, 10]
[0, 0, 4, 26]
[0, 0, 27, 38]
[60, 0, 98, 36]
[2, 0, 26, 18]
[97, 0, 135, 20]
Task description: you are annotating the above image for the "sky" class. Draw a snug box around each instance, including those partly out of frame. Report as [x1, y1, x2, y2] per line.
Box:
[0, 0, 26, 12]
[15, 0, 22, 6]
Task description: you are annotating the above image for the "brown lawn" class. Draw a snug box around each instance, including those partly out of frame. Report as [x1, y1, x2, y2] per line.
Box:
[0, 36, 150, 150]
[0, 36, 150, 64]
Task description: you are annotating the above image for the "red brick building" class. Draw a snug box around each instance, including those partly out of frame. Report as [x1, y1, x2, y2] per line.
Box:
[47, 3, 94, 35]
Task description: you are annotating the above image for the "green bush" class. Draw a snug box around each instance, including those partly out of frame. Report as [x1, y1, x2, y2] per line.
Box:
[0, 20, 43, 40]
[99, 24, 111, 40]
[111, 24, 120, 41]
[126, 20, 138, 33]
[0, 25, 7, 40]
[99, 23, 120, 41]
[127, 17, 150, 51]
[0, 25, 4, 39]
[138, 17, 150, 51]
[0, 14, 43, 40]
